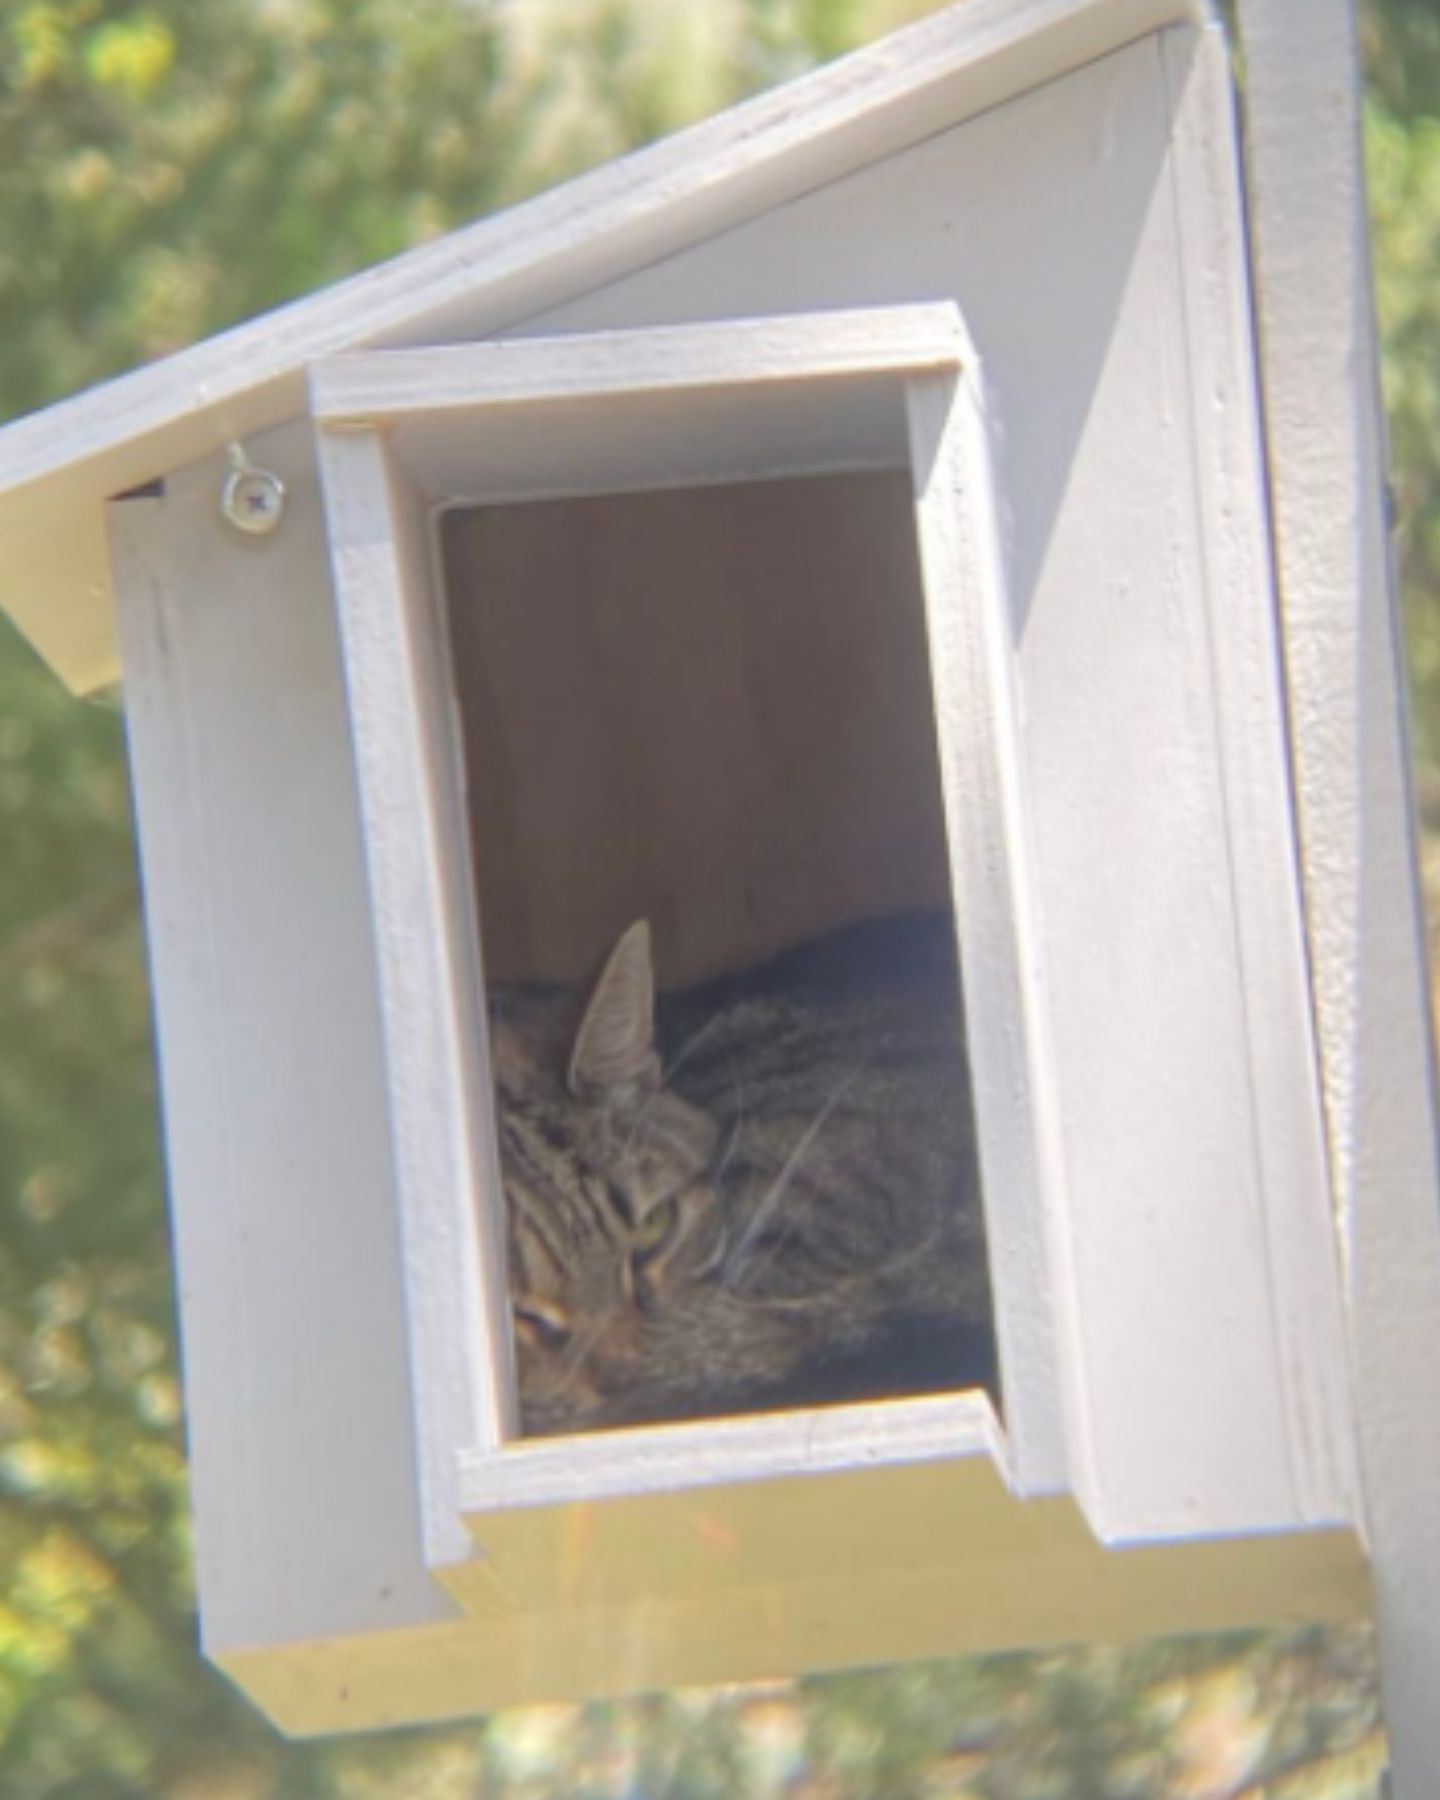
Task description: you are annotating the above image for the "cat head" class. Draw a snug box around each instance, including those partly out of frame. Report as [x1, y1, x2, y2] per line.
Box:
[492, 922, 744, 1433]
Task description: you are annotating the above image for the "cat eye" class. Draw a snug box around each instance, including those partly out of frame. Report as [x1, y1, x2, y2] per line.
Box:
[630, 1197, 679, 1260]
[512, 1299, 571, 1351]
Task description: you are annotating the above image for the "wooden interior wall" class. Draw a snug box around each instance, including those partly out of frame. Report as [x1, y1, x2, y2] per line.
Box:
[441, 470, 954, 988]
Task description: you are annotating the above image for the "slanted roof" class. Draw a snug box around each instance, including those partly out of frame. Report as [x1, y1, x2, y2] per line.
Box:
[0, 0, 1198, 691]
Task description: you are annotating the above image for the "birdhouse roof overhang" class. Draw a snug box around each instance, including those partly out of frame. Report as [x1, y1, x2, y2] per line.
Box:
[0, 0, 1203, 693]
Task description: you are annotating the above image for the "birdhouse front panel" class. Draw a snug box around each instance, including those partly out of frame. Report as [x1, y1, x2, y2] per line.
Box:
[497, 19, 1356, 1541]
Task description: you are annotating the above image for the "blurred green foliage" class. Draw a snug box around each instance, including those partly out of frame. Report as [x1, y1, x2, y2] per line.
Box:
[1365, 0, 1440, 799]
[0, 0, 1420, 1793]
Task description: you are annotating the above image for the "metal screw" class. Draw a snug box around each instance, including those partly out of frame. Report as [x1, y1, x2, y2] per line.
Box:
[221, 443, 286, 536]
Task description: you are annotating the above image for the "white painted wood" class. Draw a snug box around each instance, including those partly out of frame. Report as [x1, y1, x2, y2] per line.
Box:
[316, 310, 1068, 1558]
[1155, 24, 1357, 1526]
[230, 1504, 1368, 1736]
[905, 367, 1070, 1496]
[365, 377, 911, 510]
[449, 1398, 1360, 1640]
[312, 305, 967, 419]
[514, 26, 1355, 1543]
[106, 422, 457, 1652]
[1, 0, 1201, 691]
[61, 4, 1379, 1730]
[459, 1393, 1001, 1515]
[315, 429, 512, 1572]
[313, 308, 965, 506]
[1235, 0, 1440, 1789]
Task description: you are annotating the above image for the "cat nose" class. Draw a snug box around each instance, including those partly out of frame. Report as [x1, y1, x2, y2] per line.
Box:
[513, 1298, 572, 1351]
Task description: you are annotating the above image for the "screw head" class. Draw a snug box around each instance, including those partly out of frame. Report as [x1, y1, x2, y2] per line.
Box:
[221, 465, 286, 536]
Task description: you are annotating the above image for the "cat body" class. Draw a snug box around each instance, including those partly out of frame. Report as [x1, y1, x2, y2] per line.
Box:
[489, 912, 993, 1434]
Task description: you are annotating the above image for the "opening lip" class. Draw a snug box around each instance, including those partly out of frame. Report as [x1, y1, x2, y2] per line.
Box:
[315, 303, 1069, 1535]
[460, 1388, 1010, 1517]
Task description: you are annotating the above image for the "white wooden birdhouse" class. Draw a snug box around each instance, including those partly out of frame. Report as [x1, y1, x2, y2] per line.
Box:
[5, 0, 1439, 1777]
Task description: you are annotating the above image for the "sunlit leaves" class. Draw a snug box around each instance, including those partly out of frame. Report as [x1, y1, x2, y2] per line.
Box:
[0, 0, 520, 420]
[10, 3, 81, 89]
[85, 14, 177, 98]
[1358, 0, 1440, 832]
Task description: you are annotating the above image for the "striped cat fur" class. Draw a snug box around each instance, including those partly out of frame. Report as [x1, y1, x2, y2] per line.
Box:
[489, 913, 994, 1434]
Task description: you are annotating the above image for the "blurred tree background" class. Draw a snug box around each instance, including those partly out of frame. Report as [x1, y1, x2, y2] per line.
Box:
[0, 0, 1421, 1793]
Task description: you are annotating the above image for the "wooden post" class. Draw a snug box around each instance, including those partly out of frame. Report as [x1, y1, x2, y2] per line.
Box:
[1235, 1, 1440, 1790]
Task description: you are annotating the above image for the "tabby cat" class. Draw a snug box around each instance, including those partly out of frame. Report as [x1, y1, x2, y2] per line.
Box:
[489, 912, 994, 1435]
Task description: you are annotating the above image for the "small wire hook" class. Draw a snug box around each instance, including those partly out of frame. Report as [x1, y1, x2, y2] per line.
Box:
[220, 441, 286, 536]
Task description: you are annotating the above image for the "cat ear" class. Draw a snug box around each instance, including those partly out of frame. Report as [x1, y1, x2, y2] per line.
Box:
[569, 921, 661, 1097]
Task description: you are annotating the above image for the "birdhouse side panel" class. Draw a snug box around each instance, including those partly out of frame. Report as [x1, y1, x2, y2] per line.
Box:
[107, 423, 458, 1653]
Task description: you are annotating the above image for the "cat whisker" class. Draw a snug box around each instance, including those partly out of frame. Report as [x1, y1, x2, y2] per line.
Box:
[661, 1014, 722, 1090]
[711, 1075, 745, 1190]
[721, 1066, 862, 1297]
[618, 1015, 725, 1164]
[549, 1309, 614, 1408]
[733, 1211, 947, 1314]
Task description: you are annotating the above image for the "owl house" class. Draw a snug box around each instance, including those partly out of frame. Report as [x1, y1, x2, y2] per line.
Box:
[3, 0, 1435, 1757]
